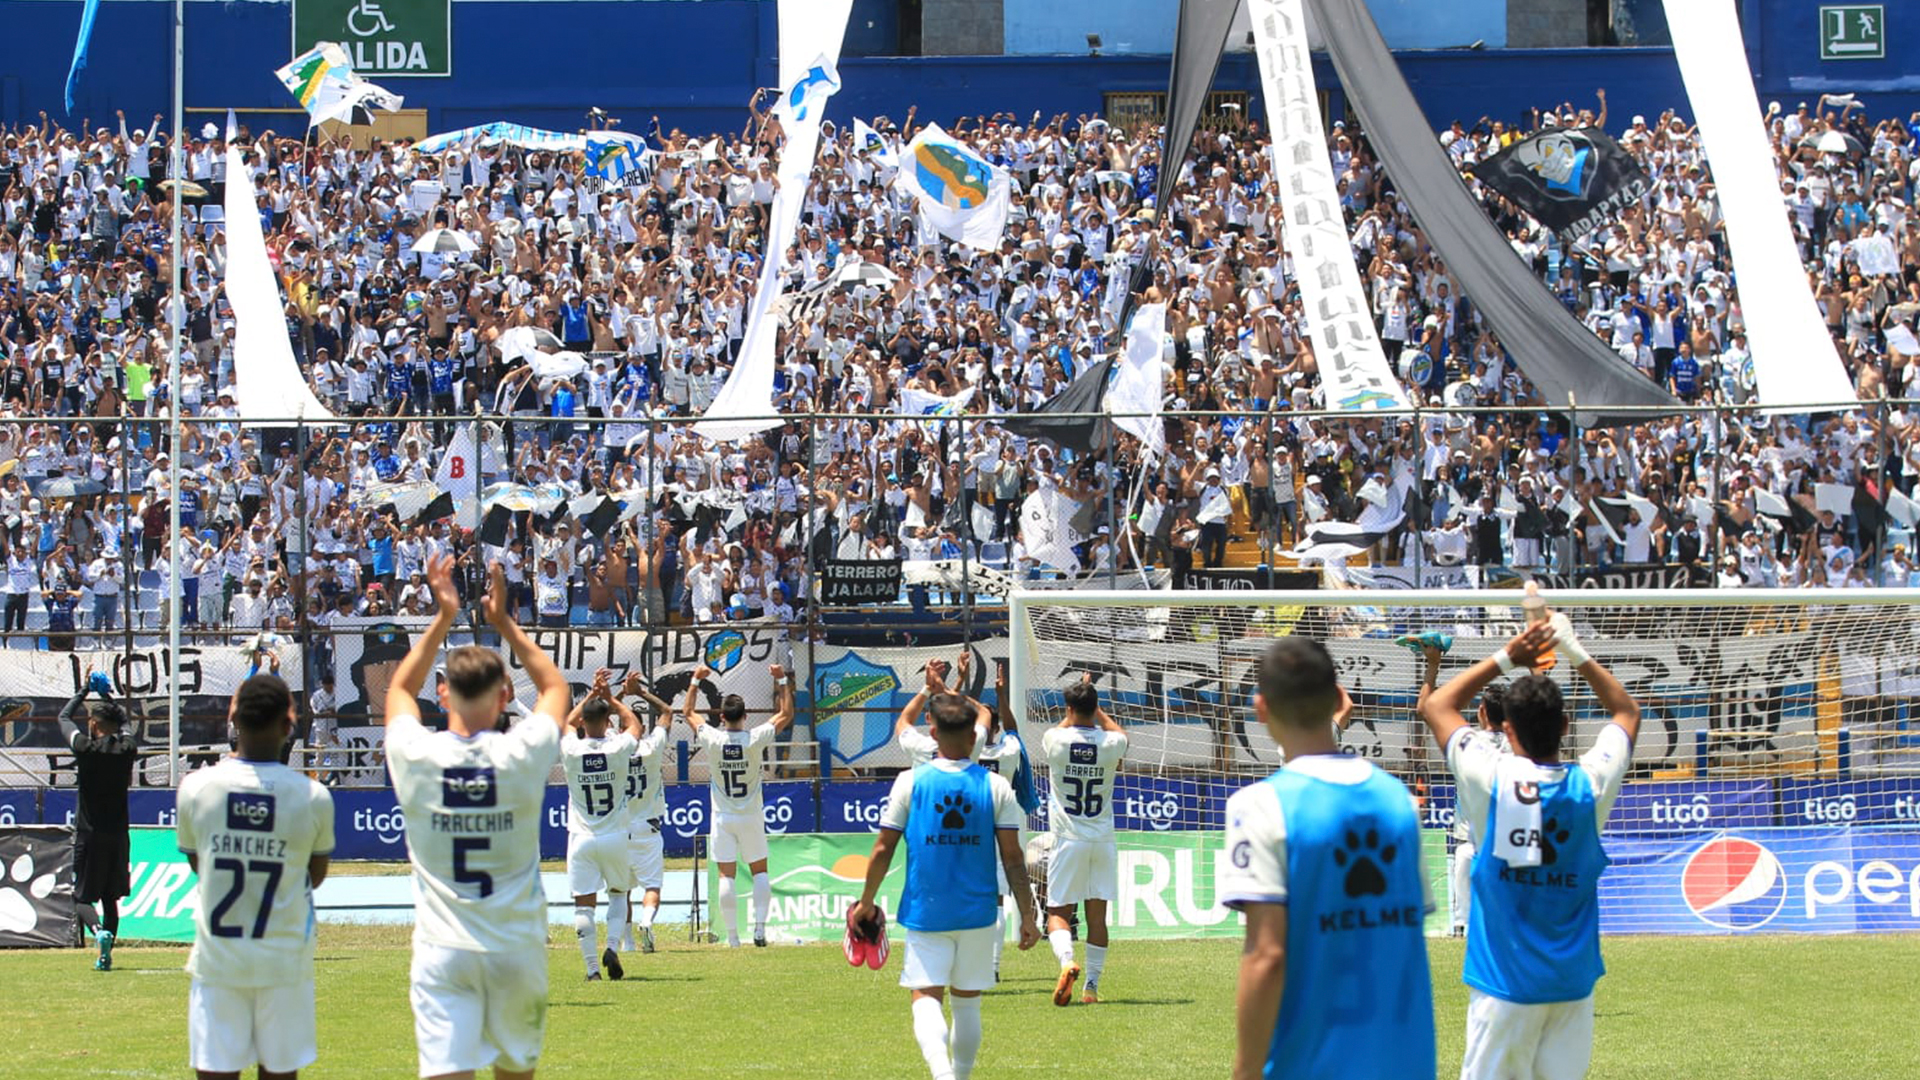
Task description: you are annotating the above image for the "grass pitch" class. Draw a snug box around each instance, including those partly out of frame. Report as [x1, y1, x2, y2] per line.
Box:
[4, 928, 1915, 1077]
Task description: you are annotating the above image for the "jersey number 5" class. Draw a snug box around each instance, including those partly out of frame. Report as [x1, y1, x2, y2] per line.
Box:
[208, 857, 284, 939]
[453, 837, 493, 898]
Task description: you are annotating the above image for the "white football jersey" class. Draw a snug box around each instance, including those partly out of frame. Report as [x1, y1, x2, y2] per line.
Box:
[176, 758, 334, 989]
[898, 720, 988, 766]
[563, 730, 637, 838]
[387, 713, 560, 953]
[697, 723, 777, 817]
[1042, 726, 1128, 843]
[978, 729, 1025, 784]
[625, 722, 670, 826]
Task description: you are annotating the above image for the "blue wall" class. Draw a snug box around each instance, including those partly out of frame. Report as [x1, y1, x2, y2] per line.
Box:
[1004, 0, 1507, 54]
[1, 0, 1909, 140]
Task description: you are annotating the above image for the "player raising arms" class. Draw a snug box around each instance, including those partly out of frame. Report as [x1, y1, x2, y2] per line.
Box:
[1224, 638, 1434, 1079]
[685, 662, 796, 947]
[613, 672, 674, 955]
[561, 669, 638, 981]
[1421, 614, 1639, 1080]
[1400, 632, 1510, 936]
[383, 555, 570, 1080]
[896, 653, 989, 764]
[177, 674, 334, 1080]
[1040, 674, 1126, 1005]
[850, 690, 1041, 1080]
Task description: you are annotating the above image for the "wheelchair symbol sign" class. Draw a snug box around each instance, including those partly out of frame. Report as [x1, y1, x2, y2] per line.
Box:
[293, 0, 450, 76]
[347, 0, 395, 36]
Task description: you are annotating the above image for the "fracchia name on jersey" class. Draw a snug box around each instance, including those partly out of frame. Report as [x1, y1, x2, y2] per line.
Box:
[203, 834, 290, 858]
[430, 810, 516, 833]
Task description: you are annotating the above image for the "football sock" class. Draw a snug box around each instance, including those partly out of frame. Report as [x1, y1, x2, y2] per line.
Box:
[1048, 928, 1075, 968]
[718, 874, 738, 940]
[948, 995, 982, 1079]
[640, 900, 658, 929]
[99, 898, 119, 935]
[605, 895, 628, 954]
[751, 872, 771, 932]
[1084, 943, 1107, 992]
[991, 906, 1005, 971]
[574, 907, 598, 972]
[911, 995, 954, 1080]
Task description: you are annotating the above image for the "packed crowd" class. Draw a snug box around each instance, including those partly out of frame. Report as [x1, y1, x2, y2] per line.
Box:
[0, 87, 1915, 643]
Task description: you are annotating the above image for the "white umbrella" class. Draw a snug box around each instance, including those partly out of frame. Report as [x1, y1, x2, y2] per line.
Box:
[528, 350, 590, 381]
[497, 325, 563, 363]
[1809, 130, 1864, 156]
[831, 261, 899, 289]
[410, 228, 478, 254]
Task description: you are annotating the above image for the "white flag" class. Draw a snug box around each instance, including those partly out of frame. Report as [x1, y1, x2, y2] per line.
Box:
[1109, 303, 1166, 461]
[1815, 483, 1855, 517]
[1021, 486, 1081, 574]
[1888, 488, 1919, 529]
[893, 122, 1011, 251]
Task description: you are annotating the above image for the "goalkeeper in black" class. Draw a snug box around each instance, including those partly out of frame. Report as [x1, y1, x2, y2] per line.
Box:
[60, 668, 139, 971]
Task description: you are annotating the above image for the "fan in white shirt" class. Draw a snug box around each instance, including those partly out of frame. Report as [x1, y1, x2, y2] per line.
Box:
[380, 555, 570, 1078]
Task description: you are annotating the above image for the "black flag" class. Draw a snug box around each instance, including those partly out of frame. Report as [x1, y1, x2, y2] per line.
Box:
[1155, 0, 1243, 226]
[1469, 127, 1653, 244]
[996, 357, 1114, 456]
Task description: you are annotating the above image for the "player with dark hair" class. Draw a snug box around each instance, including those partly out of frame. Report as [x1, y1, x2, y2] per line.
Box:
[176, 674, 333, 1079]
[382, 555, 571, 1079]
[1040, 673, 1126, 1005]
[561, 671, 637, 981]
[1223, 637, 1434, 1080]
[1421, 613, 1641, 1080]
[686, 662, 795, 947]
[850, 690, 1040, 1080]
[1400, 631, 1511, 935]
[58, 667, 137, 971]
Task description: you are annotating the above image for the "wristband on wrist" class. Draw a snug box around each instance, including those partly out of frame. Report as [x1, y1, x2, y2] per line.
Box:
[1492, 649, 1518, 675]
[1559, 638, 1593, 668]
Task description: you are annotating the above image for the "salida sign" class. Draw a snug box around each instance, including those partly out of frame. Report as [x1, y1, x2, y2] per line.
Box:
[293, 0, 451, 76]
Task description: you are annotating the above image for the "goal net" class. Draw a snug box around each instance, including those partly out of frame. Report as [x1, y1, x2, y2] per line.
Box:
[1008, 588, 1920, 936]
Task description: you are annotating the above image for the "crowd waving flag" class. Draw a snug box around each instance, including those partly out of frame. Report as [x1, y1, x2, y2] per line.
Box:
[1469, 126, 1653, 244]
[894, 123, 1010, 251]
[584, 137, 639, 181]
[274, 42, 404, 127]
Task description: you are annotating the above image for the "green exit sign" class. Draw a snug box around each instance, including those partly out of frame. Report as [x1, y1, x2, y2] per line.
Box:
[1819, 5, 1884, 61]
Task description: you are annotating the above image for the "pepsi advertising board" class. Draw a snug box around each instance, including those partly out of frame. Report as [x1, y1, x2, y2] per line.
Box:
[1600, 829, 1920, 934]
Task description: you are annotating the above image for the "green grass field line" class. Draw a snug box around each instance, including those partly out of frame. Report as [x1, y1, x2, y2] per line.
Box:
[5, 929, 1916, 1077]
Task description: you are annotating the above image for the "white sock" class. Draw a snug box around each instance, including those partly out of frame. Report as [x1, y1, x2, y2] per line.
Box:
[751, 871, 771, 933]
[911, 995, 954, 1080]
[1048, 928, 1075, 968]
[991, 906, 1005, 973]
[948, 995, 982, 1080]
[640, 899, 658, 929]
[1084, 943, 1107, 993]
[718, 874, 738, 940]
[574, 906, 598, 972]
[605, 894, 628, 954]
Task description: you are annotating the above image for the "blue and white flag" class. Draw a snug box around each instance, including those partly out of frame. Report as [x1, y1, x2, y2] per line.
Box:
[584, 137, 638, 181]
[773, 55, 841, 126]
[274, 42, 404, 127]
[894, 122, 1010, 251]
[851, 117, 894, 165]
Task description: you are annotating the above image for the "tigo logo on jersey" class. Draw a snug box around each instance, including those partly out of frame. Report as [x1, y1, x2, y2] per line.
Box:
[1682, 836, 1786, 930]
[582, 753, 607, 774]
[442, 767, 498, 809]
[1069, 743, 1098, 766]
[225, 793, 276, 833]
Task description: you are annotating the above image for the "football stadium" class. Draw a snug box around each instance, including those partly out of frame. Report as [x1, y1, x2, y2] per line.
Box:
[0, 0, 1918, 1076]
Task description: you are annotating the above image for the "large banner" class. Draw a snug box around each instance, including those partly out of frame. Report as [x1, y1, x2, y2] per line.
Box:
[1601, 828, 1920, 934]
[1468, 127, 1652, 243]
[733, 829, 1450, 943]
[1306, 0, 1681, 424]
[330, 619, 786, 770]
[0, 645, 305, 787]
[819, 559, 903, 604]
[120, 826, 197, 942]
[1249, 0, 1410, 413]
[0, 825, 74, 947]
[802, 639, 1009, 768]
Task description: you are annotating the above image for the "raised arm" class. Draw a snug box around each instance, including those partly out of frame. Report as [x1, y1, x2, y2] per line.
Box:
[482, 558, 569, 727]
[1550, 614, 1642, 747]
[994, 661, 1018, 733]
[769, 663, 795, 733]
[1424, 624, 1555, 752]
[683, 665, 712, 732]
[894, 660, 943, 737]
[385, 553, 460, 726]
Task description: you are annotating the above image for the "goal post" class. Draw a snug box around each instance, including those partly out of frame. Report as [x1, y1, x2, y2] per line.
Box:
[1009, 587, 1920, 935]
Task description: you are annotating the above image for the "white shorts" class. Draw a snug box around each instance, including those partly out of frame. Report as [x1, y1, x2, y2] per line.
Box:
[710, 811, 769, 865]
[1046, 836, 1117, 905]
[1461, 989, 1595, 1080]
[410, 942, 549, 1077]
[628, 826, 665, 891]
[899, 925, 999, 992]
[567, 830, 638, 896]
[188, 978, 317, 1074]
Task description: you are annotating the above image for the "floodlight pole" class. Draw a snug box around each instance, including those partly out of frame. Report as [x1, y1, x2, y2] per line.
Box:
[165, 0, 185, 787]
